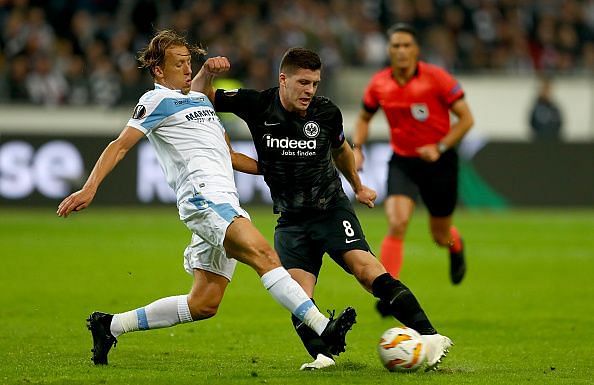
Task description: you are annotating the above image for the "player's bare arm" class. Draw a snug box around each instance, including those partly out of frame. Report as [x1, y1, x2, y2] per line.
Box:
[352, 109, 375, 171]
[191, 56, 230, 102]
[332, 141, 376, 208]
[225, 133, 260, 175]
[441, 98, 474, 148]
[416, 99, 474, 162]
[57, 127, 144, 217]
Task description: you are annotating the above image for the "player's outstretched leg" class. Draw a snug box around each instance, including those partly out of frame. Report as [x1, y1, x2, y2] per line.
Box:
[319, 307, 357, 356]
[260, 267, 357, 356]
[372, 273, 453, 370]
[85, 295, 194, 365]
[372, 274, 435, 334]
[375, 298, 393, 318]
[449, 227, 466, 284]
[87, 312, 117, 365]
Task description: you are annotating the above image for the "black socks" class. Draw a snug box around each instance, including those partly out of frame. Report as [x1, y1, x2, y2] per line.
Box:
[372, 273, 437, 335]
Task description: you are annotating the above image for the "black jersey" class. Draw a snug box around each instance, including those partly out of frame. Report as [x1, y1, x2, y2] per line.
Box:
[214, 87, 348, 213]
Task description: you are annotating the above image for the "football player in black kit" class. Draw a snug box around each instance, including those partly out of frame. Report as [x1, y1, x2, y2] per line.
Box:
[193, 48, 453, 371]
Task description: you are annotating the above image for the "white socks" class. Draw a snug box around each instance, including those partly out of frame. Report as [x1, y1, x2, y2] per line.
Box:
[108, 268, 331, 338]
[110, 295, 193, 337]
[261, 267, 329, 335]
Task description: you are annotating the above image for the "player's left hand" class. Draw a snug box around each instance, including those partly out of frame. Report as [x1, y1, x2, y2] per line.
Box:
[416, 144, 440, 162]
[202, 56, 230, 75]
[355, 185, 377, 208]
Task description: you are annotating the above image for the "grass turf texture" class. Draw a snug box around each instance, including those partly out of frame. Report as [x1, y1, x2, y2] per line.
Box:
[0, 206, 592, 384]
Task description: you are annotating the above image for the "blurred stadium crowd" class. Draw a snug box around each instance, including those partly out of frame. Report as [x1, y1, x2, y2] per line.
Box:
[0, 0, 593, 107]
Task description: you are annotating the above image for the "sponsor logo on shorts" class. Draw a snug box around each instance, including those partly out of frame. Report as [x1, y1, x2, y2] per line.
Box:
[345, 238, 360, 244]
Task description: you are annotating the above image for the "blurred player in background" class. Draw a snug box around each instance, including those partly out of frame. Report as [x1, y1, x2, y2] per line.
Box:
[352, 24, 474, 303]
[57, 30, 357, 366]
[195, 47, 453, 371]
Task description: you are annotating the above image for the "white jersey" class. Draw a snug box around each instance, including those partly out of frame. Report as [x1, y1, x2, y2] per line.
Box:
[127, 84, 237, 204]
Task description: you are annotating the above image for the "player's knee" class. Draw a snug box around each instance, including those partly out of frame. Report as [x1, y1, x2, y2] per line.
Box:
[388, 219, 408, 237]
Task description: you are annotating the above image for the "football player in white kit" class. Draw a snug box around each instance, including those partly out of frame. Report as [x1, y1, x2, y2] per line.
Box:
[57, 30, 356, 366]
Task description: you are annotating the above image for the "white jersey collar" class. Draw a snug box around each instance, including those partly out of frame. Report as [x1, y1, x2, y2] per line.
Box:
[154, 83, 184, 93]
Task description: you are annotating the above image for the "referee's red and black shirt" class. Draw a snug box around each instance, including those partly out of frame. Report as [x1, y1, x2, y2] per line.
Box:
[362, 61, 464, 157]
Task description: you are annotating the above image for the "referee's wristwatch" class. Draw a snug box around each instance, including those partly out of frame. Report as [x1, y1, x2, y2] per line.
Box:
[437, 141, 448, 154]
[351, 143, 363, 150]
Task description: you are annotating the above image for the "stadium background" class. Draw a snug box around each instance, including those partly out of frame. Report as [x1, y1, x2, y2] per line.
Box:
[0, 0, 593, 208]
[1, 2, 593, 384]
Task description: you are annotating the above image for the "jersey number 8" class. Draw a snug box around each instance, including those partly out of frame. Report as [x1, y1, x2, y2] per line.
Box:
[342, 220, 355, 237]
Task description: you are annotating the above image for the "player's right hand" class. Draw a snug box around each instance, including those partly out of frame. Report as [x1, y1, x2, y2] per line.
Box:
[203, 56, 230, 75]
[57, 189, 95, 217]
[415, 144, 440, 162]
[355, 185, 377, 208]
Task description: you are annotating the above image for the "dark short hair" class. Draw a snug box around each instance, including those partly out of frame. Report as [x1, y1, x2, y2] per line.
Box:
[138, 29, 206, 78]
[387, 23, 418, 42]
[279, 47, 322, 75]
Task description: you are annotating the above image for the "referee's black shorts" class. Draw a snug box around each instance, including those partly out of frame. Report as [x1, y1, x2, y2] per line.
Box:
[387, 149, 459, 217]
[274, 198, 372, 277]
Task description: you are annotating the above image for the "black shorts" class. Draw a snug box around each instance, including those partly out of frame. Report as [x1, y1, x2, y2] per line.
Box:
[387, 150, 458, 217]
[274, 199, 372, 277]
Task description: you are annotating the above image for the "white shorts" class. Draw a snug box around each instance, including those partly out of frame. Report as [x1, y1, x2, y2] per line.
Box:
[179, 191, 250, 281]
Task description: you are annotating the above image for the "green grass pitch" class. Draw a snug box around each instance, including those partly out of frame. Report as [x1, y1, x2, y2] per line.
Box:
[1, 206, 592, 384]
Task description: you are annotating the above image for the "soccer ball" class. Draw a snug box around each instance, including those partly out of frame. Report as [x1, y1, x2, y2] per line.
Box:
[377, 326, 427, 372]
